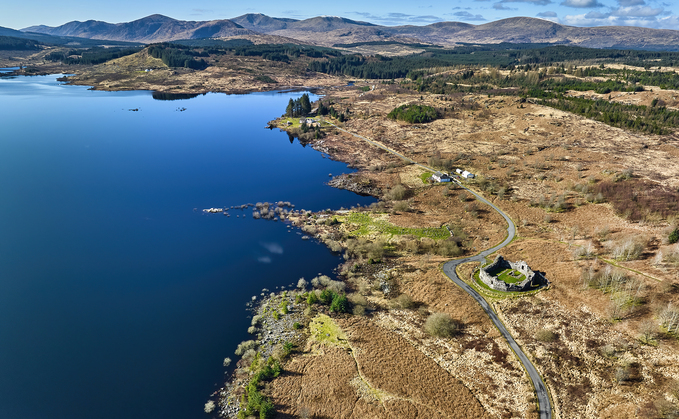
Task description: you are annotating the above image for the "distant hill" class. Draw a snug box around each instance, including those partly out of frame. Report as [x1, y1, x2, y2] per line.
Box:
[1, 25, 140, 47]
[23, 14, 254, 43]
[20, 14, 679, 51]
[230, 13, 298, 32]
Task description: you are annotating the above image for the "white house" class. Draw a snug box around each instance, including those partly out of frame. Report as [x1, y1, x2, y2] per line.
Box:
[432, 171, 451, 182]
[455, 168, 475, 179]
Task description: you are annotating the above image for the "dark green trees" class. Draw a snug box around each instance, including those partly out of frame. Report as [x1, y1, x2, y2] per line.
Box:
[284, 94, 312, 117]
[286, 99, 295, 117]
[387, 104, 439, 123]
[300, 94, 311, 115]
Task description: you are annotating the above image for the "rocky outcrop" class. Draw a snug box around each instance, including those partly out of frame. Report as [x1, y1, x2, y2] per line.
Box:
[327, 174, 381, 196]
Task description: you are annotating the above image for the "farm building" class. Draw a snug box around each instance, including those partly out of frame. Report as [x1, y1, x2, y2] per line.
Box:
[455, 168, 475, 179]
[432, 171, 451, 182]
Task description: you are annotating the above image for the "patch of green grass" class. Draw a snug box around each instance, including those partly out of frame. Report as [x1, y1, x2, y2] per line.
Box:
[420, 171, 433, 184]
[497, 268, 526, 284]
[342, 212, 449, 240]
[309, 314, 349, 348]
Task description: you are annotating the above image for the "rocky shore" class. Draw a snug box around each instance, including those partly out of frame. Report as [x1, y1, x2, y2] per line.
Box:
[327, 173, 382, 196]
[214, 288, 307, 418]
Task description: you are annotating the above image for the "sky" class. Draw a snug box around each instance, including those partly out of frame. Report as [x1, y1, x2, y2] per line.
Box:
[2, 0, 679, 31]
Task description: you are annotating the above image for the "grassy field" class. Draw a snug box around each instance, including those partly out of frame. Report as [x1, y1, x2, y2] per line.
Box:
[309, 314, 349, 348]
[342, 212, 450, 240]
[280, 117, 320, 128]
[497, 268, 526, 284]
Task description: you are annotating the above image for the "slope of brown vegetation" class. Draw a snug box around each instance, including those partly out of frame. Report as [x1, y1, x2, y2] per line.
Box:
[263, 79, 679, 418]
[271, 315, 491, 418]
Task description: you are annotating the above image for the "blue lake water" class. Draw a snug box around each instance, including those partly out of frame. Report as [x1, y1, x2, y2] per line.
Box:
[0, 75, 375, 419]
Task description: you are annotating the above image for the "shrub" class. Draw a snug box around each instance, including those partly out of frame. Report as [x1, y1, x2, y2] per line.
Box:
[320, 289, 336, 305]
[615, 366, 631, 383]
[259, 399, 275, 419]
[235, 340, 257, 356]
[424, 313, 459, 338]
[665, 244, 679, 265]
[670, 228, 679, 244]
[390, 293, 415, 309]
[393, 201, 409, 212]
[330, 294, 350, 313]
[535, 329, 557, 342]
[437, 239, 462, 257]
[297, 278, 308, 289]
[610, 237, 645, 261]
[352, 305, 366, 316]
[223, 357, 231, 367]
[385, 184, 407, 200]
[307, 291, 318, 306]
[293, 322, 302, 329]
[204, 400, 216, 413]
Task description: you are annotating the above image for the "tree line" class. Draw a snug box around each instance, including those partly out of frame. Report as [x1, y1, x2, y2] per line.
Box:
[387, 104, 439, 123]
[45, 47, 142, 65]
[539, 96, 679, 135]
[147, 44, 208, 70]
[285, 94, 312, 117]
[0, 36, 41, 51]
[229, 44, 341, 62]
[307, 44, 679, 80]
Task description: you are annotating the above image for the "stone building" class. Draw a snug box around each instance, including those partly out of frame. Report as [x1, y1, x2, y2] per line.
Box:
[479, 255, 548, 292]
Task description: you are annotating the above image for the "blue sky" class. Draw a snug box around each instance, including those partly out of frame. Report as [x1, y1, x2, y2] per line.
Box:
[3, 0, 679, 30]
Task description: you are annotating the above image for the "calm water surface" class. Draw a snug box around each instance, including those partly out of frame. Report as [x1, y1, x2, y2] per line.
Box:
[0, 75, 374, 419]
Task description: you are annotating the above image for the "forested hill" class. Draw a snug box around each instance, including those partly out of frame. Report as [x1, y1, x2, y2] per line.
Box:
[19, 14, 679, 51]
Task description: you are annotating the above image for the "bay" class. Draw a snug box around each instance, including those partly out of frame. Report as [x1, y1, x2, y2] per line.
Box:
[0, 75, 374, 419]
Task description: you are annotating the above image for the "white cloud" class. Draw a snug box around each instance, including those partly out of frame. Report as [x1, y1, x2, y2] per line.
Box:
[350, 11, 444, 24]
[500, 0, 553, 4]
[617, 0, 646, 6]
[561, 0, 604, 7]
[257, 256, 272, 263]
[561, 0, 603, 8]
[611, 6, 663, 17]
[260, 242, 283, 254]
[585, 10, 611, 18]
[493, 0, 552, 10]
[454, 11, 487, 21]
[493, 3, 517, 10]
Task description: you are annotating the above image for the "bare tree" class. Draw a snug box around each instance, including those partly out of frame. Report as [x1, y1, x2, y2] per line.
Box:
[660, 303, 679, 334]
[639, 319, 657, 344]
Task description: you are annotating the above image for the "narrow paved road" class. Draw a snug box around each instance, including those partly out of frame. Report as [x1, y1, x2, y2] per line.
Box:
[324, 119, 552, 418]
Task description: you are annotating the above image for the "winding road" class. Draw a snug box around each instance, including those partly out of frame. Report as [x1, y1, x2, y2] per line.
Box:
[324, 119, 552, 418]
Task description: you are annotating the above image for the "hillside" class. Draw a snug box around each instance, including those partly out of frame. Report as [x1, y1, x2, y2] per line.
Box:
[20, 14, 679, 50]
[23, 14, 254, 43]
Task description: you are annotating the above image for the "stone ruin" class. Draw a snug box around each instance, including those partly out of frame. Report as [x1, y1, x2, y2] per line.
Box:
[479, 255, 549, 292]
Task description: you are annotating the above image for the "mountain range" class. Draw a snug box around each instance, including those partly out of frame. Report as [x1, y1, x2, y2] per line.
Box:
[17, 13, 679, 51]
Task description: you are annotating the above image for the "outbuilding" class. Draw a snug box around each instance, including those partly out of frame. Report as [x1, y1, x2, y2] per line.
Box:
[432, 171, 451, 182]
[456, 168, 475, 179]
